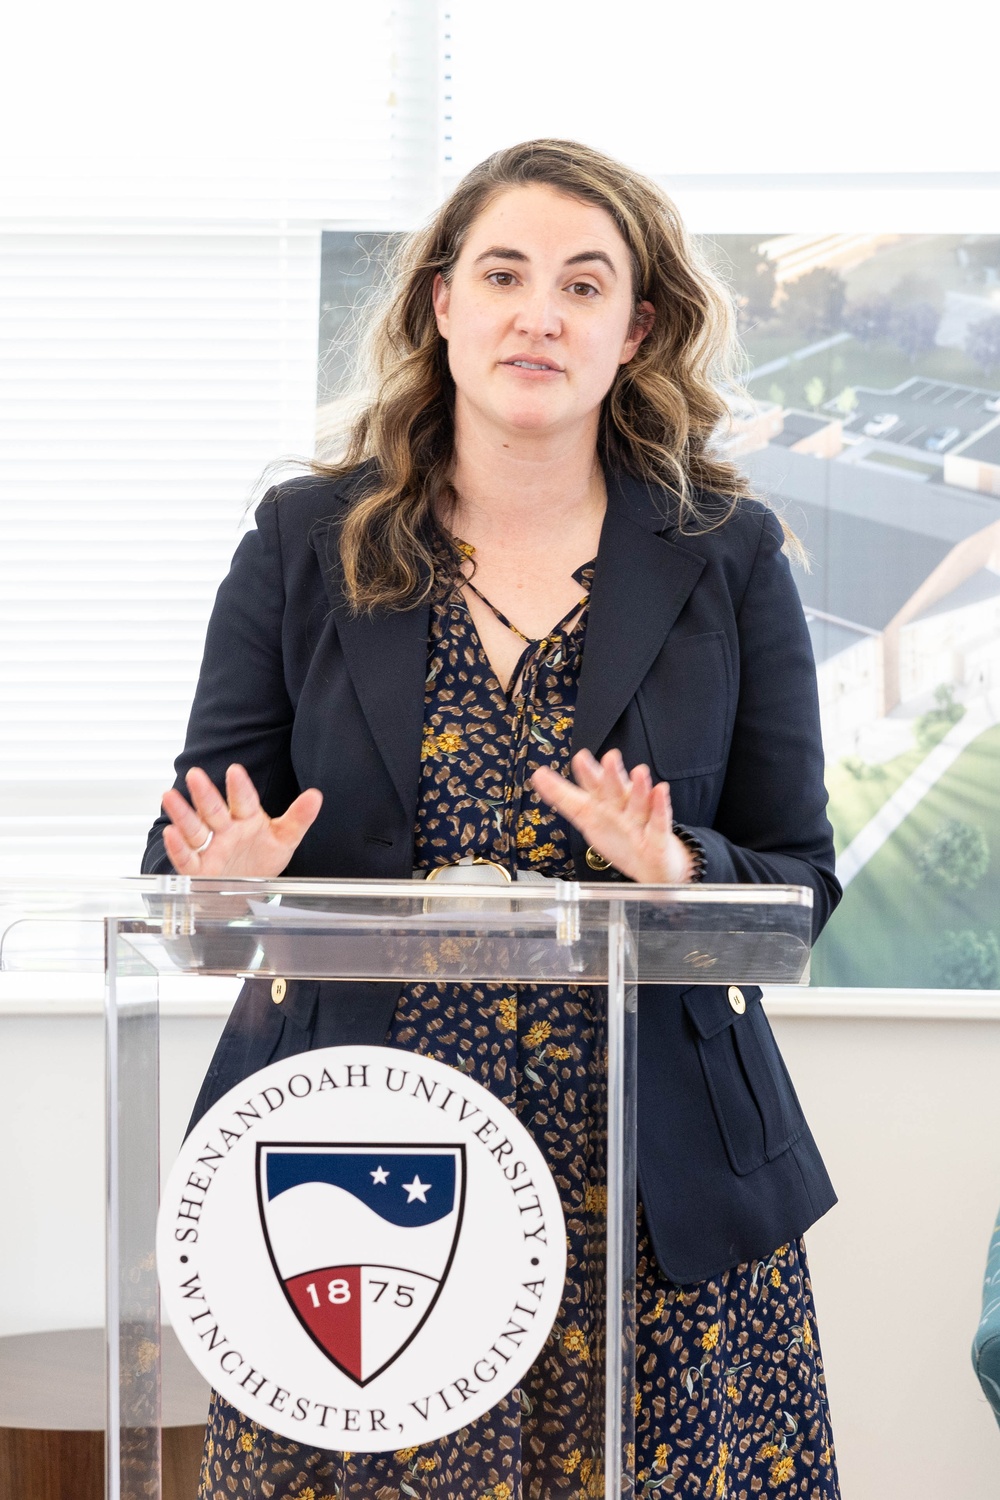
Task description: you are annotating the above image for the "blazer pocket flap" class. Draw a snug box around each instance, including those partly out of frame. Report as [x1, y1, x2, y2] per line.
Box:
[683, 984, 763, 1038]
[637, 631, 733, 780]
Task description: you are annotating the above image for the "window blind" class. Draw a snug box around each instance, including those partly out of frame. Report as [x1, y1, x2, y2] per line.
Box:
[0, 0, 445, 877]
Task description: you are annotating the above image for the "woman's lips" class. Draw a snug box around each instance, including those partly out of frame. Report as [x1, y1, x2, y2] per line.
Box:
[500, 358, 564, 377]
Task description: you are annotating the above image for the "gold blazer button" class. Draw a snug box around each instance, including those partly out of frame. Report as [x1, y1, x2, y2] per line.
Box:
[585, 846, 612, 872]
[271, 977, 287, 1005]
[727, 986, 746, 1015]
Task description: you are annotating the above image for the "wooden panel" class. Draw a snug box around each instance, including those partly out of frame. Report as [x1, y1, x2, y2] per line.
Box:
[164, 1425, 205, 1499]
[0, 1424, 205, 1500]
[0, 1428, 102, 1500]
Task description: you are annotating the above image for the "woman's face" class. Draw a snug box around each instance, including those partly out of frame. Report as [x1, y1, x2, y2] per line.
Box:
[432, 184, 653, 447]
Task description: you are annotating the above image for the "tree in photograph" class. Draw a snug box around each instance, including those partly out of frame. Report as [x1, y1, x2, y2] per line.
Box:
[844, 295, 894, 347]
[965, 314, 1000, 377]
[832, 386, 859, 419]
[767, 383, 786, 408]
[842, 755, 886, 782]
[804, 376, 826, 411]
[780, 268, 847, 340]
[916, 819, 990, 893]
[743, 256, 778, 327]
[891, 302, 940, 363]
[932, 929, 1000, 989]
[700, 236, 778, 330]
[915, 683, 965, 750]
[892, 273, 944, 312]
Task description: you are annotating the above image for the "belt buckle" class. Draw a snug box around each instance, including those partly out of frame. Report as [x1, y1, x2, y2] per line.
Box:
[422, 856, 513, 917]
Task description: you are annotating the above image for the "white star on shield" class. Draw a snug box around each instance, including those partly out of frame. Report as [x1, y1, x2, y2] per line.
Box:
[402, 1175, 430, 1203]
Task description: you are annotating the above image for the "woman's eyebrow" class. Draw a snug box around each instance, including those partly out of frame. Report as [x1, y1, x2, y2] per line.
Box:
[472, 246, 528, 265]
[471, 246, 617, 277]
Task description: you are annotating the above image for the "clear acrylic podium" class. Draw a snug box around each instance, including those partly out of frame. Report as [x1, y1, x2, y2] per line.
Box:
[0, 875, 813, 1500]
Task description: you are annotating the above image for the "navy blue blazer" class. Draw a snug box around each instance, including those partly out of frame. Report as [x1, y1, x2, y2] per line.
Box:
[143, 465, 840, 1284]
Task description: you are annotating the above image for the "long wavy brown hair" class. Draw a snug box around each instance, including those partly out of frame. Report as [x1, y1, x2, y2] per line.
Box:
[316, 138, 756, 612]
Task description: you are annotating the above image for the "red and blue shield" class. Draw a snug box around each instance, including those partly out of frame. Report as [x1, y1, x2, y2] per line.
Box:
[256, 1143, 465, 1386]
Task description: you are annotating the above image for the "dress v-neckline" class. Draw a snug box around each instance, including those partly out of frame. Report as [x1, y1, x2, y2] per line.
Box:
[454, 559, 595, 702]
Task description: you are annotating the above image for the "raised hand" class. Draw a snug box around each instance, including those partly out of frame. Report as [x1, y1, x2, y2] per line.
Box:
[531, 748, 693, 884]
[160, 764, 323, 878]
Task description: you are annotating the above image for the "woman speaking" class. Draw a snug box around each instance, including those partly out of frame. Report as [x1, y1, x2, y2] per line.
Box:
[145, 139, 842, 1499]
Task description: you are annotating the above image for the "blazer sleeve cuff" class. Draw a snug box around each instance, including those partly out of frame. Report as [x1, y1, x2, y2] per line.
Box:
[677, 824, 738, 884]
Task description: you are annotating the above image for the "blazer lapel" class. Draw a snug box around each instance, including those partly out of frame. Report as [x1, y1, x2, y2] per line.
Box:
[309, 466, 705, 824]
[313, 518, 430, 829]
[573, 472, 706, 756]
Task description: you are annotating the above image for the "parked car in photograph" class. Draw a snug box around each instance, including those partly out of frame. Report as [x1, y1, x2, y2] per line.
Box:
[924, 425, 962, 451]
[863, 412, 899, 437]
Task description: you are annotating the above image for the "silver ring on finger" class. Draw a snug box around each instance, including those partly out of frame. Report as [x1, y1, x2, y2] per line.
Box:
[193, 829, 214, 855]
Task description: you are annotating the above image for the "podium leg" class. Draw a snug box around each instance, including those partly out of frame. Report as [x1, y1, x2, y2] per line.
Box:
[106, 922, 162, 1500]
[605, 900, 638, 1497]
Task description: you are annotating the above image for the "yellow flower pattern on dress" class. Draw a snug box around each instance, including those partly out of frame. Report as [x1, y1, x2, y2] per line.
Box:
[700, 1321, 722, 1352]
[584, 1183, 608, 1213]
[435, 728, 466, 755]
[562, 1324, 590, 1361]
[496, 995, 517, 1031]
[195, 564, 838, 1500]
[528, 840, 558, 864]
[770, 1454, 795, 1485]
[523, 1019, 552, 1049]
[714, 1440, 730, 1497]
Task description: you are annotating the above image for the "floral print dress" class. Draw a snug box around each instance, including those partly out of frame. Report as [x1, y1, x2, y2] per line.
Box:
[198, 563, 840, 1500]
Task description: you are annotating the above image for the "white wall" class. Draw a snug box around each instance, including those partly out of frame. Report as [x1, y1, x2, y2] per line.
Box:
[769, 1004, 1000, 1498]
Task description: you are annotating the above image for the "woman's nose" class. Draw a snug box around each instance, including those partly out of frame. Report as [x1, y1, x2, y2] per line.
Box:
[513, 289, 561, 340]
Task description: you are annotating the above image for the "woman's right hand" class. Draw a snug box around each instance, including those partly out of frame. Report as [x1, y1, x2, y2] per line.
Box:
[160, 764, 323, 877]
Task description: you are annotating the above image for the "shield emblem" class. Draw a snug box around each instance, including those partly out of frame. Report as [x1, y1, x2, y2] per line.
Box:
[257, 1142, 465, 1386]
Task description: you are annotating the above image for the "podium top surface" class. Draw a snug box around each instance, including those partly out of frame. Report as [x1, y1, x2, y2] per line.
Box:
[0, 876, 813, 985]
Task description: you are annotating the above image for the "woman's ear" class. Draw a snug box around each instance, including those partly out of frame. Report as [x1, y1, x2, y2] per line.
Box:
[620, 299, 655, 364]
[431, 271, 451, 340]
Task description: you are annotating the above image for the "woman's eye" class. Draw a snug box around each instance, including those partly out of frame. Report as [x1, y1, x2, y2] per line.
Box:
[487, 271, 517, 287]
[569, 282, 598, 298]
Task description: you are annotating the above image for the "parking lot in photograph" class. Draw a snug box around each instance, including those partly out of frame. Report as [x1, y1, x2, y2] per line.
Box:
[832, 377, 1000, 455]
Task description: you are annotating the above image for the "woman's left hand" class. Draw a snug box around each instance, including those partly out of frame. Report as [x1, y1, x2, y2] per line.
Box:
[531, 749, 694, 884]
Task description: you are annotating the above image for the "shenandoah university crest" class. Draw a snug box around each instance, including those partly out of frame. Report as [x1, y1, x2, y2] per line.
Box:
[157, 1047, 566, 1450]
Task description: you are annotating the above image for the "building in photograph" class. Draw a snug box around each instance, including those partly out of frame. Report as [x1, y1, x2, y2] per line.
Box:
[741, 444, 1000, 753]
[945, 418, 1000, 497]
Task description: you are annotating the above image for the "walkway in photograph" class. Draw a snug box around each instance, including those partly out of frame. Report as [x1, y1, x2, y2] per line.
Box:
[836, 691, 1000, 889]
[747, 331, 852, 383]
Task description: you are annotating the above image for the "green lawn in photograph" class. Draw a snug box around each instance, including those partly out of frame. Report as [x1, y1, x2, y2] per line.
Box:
[754, 338, 992, 411]
[863, 452, 940, 479]
[824, 744, 928, 855]
[812, 724, 1000, 987]
[738, 325, 807, 371]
